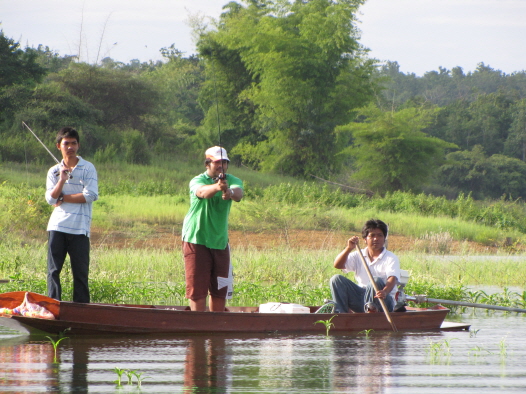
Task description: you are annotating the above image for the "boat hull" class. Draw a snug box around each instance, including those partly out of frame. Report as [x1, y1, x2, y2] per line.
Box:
[0, 292, 457, 335]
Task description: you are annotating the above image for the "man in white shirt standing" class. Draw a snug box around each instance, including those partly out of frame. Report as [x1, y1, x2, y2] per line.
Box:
[330, 219, 400, 313]
[45, 127, 98, 303]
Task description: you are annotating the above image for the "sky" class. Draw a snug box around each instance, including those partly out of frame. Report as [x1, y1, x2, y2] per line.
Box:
[1, 0, 525, 76]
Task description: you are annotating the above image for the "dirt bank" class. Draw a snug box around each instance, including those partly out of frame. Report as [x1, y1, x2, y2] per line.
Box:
[90, 227, 507, 254]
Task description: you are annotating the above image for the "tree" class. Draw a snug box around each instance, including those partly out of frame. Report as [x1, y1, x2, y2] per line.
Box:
[487, 154, 526, 198]
[437, 145, 526, 199]
[504, 99, 526, 161]
[436, 145, 491, 199]
[0, 31, 46, 88]
[50, 63, 160, 132]
[31, 45, 75, 74]
[0, 83, 103, 162]
[346, 105, 456, 193]
[196, 0, 376, 177]
[466, 92, 512, 155]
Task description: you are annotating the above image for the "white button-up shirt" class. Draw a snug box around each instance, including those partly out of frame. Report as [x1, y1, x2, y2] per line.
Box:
[342, 247, 401, 296]
[45, 157, 98, 237]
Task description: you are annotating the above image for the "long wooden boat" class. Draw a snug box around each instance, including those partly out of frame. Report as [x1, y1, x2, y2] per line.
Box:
[0, 291, 469, 335]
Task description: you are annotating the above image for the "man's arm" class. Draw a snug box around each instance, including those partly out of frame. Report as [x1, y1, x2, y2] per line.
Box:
[196, 181, 226, 199]
[375, 276, 398, 299]
[46, 166, 76, 206]
[333, 236, 359, 269]
[224, 186, 243, 202]
[51, 163, 98, 206]
[196, 176, 244, 201]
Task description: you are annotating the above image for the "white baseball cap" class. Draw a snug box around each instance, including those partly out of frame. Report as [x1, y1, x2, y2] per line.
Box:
[205, 146, 230, 162]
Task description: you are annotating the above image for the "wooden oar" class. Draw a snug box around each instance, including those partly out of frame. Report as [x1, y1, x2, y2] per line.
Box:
[407, 295, 526, 313]
[355, 245, 398, 332]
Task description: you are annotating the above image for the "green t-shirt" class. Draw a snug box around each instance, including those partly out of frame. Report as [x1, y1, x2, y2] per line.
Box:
[182, 172, 243, 249]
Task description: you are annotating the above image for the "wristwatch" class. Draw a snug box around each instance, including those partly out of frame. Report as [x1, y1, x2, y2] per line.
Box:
[58, 194, 64, 202]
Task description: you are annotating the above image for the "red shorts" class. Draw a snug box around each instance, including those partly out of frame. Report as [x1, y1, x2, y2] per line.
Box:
[182, 241, 233, 301]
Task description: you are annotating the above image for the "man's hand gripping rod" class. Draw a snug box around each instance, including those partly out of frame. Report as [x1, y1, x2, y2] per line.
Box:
[22, 121, 72, 179]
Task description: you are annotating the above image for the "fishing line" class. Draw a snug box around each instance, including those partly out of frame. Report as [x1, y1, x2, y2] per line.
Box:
[24, 135, 30, 184]
[211, 61, 225, 179]
[22, 121, 72, 179]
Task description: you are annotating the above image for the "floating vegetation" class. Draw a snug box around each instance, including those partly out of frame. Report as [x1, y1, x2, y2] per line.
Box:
[469, 328, 480, 338]
[426, 338, 455, 364]
[468, 345, 492, 361]
[499, 336, 508, 359]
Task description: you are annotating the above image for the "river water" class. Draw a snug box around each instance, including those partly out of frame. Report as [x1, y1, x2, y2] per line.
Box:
[1, 312, 525, 393]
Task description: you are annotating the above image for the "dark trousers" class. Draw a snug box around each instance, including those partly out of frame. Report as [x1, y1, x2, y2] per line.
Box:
[47, 231, 90, 303]
[330, 274, 394, 313]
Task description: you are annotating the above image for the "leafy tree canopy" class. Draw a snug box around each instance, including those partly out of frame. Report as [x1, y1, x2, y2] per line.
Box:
[0, 31, 47, 88]
[197, 0, 376, 176]
[437, 145, 526, 199]
[50, 63, 160, 131]
[346, 105, 457, 193]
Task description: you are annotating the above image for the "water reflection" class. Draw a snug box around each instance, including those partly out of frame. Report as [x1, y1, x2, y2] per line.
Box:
[0, 335, 90, 394]
[332, 334, 400, 393]
[1, 312, 526, 393]
[0, 337, 57, 393]
[69, 340, 89, 394]
[183, 336, 230, 392]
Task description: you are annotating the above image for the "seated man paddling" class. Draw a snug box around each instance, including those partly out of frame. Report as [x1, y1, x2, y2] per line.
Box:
[330, 219, 400, 313]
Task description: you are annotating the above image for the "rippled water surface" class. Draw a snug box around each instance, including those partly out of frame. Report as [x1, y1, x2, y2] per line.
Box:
[1, 312, 526, 393]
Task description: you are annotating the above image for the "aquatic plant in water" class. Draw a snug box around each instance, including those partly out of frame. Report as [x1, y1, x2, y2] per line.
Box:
[315, 315, 337, 336]
[469, 328, 480, 338]
[131, 371, 148, 387]
[499, 337, 508, 359]
[426, 338, 455, 364]
[359, 329, 374, 338]
[45, 335, 68, 363]
[468, 345, 492, 362]
[125, 370, 135, 385]
[113, 368, 126, 386]
[112, 368, 149, 387]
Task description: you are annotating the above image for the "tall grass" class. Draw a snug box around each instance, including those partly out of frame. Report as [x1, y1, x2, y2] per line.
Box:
[1, 237, 526, 308]
[401, 253, 526, 287]
[4, 160, 526, 239]
[92, 195, 188, 229]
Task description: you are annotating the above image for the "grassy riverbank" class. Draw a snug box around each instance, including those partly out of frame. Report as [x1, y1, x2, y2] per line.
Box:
[1, 159, 526, 310]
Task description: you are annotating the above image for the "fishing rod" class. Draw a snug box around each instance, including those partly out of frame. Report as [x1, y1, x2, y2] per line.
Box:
[211, 61, 225, 180]
[22, 121, 72, 179]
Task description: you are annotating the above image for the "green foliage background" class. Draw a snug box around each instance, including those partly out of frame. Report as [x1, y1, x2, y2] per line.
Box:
[2, 0, 526, 199]
[2, 0, 526, 309]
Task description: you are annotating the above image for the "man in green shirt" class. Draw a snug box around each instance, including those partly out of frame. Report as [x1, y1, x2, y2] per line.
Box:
[182, 146, 243, 311]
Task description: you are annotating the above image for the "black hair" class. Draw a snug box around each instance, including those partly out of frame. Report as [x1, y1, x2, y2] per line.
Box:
[56, 127, 80, 144]
[361, 219, 388, 239]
